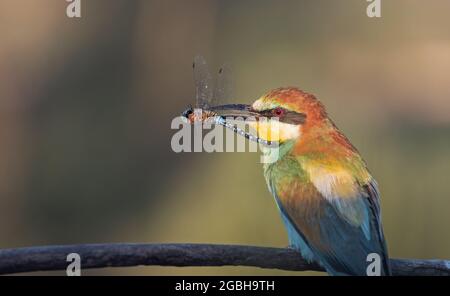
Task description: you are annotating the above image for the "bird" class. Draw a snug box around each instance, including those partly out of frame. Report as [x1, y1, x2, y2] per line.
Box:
[210, 87, 391, 276]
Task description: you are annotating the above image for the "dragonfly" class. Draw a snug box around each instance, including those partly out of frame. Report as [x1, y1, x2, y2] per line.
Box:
[181, 55, 273, 146]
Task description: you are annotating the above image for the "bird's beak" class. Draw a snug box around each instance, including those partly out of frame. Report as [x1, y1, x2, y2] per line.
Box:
[210, 104, 281, 146]
[210, 104, 302, 144]
[210, 104, 260, 120]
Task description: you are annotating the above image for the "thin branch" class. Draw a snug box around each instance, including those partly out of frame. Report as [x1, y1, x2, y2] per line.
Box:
[0, 243, 448, 275]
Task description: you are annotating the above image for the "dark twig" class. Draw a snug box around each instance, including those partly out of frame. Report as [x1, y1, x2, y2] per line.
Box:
[0, 243, 448, 275]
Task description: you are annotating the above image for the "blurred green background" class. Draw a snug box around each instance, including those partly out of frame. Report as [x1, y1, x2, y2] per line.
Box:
[0, 0, 449, 275]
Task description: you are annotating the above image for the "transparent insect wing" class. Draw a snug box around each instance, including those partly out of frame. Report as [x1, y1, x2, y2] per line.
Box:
[213, 63, 234, 107]
[193, 55, 213, 109]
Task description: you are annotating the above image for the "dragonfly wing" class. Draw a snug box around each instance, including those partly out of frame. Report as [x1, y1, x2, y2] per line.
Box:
[193, 55, 213, 109]
[213, 63, 234, 106]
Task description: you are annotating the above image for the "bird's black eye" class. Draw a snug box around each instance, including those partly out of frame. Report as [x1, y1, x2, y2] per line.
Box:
[182, 107, 194, 118]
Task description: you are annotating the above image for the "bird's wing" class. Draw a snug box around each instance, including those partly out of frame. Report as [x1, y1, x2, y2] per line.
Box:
[271, 177, 391, 276]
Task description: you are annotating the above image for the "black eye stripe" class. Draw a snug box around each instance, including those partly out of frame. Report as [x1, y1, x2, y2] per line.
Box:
[281, 111, 307, 124]
[260, 108, 306, 124]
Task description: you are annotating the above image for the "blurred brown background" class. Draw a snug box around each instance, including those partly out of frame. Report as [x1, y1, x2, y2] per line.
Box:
[0, 0, 449, 275]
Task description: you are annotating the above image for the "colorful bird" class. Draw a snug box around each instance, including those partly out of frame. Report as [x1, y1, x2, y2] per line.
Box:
[209, 87, 391, 276]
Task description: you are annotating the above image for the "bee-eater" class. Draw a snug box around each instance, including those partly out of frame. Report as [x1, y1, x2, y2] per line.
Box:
[211, 87, 391, 276]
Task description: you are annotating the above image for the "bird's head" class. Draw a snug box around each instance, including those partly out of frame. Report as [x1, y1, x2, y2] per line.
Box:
[212, 87, 329, 145]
